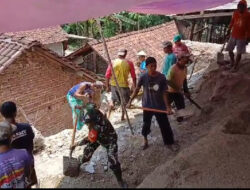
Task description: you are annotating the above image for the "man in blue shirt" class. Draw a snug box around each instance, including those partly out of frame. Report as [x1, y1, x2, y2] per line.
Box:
[137, 50, 147, 75]
[162, 41, 177, 77]
[127, 57, 179, 152]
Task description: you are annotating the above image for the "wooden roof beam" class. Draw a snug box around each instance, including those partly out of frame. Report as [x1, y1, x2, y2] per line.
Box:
[174, 11, 233, 20]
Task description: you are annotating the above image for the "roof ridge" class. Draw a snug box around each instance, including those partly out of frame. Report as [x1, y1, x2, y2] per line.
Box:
[89, 21, 175, 46]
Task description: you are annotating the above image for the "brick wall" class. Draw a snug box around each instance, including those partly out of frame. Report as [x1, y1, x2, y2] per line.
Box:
[0, 49, 85, 136]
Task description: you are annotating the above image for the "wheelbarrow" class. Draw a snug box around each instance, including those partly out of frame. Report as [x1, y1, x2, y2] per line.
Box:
[63, 109, 80, 177]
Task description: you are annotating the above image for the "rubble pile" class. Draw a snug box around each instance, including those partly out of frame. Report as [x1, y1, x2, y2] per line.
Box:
[139, 58, 250, 188]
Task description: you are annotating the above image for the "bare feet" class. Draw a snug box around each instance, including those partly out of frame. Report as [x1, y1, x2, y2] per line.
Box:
[230, 66, 239, 73]
[166, 142, 180, 152]
[142, 143, 149, 150]
[121, 116, 125, 121]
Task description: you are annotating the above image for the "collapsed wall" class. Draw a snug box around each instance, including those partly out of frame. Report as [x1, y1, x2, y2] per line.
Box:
[139, 58, 250, 188]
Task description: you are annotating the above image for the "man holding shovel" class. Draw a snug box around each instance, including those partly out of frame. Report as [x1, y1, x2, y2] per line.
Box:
[66, 81, 103, 131]
[167, 53, 191, 122]
[127, 57, 179, 152]
[70, 104, 127, 188]
[225, 0, 250, 72]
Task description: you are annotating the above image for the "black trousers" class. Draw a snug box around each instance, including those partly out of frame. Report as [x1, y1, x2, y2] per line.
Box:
[142, 111, 174, 145]
[168, 92, 185, 110]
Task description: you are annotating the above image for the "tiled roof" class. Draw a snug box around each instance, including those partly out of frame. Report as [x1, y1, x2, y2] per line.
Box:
[5, 26, 68, 45]
[0, 34, 39, 73]
[89, 21, 178, 70]
[0, 34, 104, 82]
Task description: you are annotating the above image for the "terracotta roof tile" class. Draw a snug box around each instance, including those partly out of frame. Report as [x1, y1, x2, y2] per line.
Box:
[0, 34, 104, 83]
[5, 26, 68, 45]
[0, 34, 38, 73]
[89, 21, 178, 71]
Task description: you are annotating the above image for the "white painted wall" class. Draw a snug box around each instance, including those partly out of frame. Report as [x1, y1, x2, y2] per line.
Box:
[45, 42, 64, 56]
[74, 56, 83, 64]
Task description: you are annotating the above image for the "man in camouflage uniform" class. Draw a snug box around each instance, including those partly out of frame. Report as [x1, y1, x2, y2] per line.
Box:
[70, 104, 127, 188]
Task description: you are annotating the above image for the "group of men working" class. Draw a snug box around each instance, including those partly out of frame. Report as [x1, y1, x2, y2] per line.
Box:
[0, 1, 248, 188]
[65, 1, 250, 186]
[64, 34, 192, 188]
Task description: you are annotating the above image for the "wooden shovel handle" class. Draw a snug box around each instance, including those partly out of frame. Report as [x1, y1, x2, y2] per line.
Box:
[71, 109, 78, 148]
[130, 106, 169, 114]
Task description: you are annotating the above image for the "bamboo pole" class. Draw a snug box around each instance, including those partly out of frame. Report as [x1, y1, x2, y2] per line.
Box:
[96, 19, 134, 135]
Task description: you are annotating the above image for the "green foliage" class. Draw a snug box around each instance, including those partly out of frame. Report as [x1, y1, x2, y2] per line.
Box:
[62, 12, 172, 48]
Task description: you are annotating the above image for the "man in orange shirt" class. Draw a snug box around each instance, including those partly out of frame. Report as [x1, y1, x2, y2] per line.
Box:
[226, 0, 249, 72]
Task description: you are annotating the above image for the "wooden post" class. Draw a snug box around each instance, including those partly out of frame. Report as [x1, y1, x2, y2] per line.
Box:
[96, 19, 134, 135]
[205, 20, 210, 42]
[189, 20, 196, 41]
[209, 24, 213, 43]
[93, 52, 97, 73]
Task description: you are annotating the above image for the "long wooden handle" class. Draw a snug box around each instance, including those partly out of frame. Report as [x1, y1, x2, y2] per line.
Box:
[130, 106, 169, 114]
[71, 109, 78, 147]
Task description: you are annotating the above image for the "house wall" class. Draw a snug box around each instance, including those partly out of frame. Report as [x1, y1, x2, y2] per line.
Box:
[0, 50, 84, 136]
[74, 56, 83, 65]
[81, 52, 108, 75]
[45, 42, 64, 56]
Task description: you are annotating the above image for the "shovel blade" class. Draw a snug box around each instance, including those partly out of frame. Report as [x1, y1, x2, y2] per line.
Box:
[217, 52, 224, 65]
[63, 156, 80, 177]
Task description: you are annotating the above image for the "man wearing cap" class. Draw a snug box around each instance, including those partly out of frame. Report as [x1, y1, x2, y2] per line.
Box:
[105, 49, 136, 121]
[0, 121, 32, 188]
[167, 53, 191, 122]
[225, 0, 250, 72]
[162, 41, 177, 77]
[173, 34, 190, 58]
[137, 50, 147, 75]
[70, 103, 127, 188]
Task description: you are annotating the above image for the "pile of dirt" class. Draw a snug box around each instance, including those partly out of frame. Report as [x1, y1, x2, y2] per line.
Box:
[139, 58, 250, 188]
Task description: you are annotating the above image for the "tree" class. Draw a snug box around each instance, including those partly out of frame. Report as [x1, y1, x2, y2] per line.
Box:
[62, 12, 172, 48]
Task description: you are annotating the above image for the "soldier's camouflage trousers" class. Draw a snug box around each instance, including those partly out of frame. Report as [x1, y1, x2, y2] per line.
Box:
[79, 141, 123, 181]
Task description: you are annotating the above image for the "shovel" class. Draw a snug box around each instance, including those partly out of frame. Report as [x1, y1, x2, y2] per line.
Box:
[63, 109, 80, 177]
[217, 40, 227, 65]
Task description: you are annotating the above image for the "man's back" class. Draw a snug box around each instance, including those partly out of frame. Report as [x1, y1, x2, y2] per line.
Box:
[111, 58, 130, 88]
[230, 10, 249, 40]
[11, 123, 34, 155]
[162, 53, 177, 77]
[0, 149, 32, 188]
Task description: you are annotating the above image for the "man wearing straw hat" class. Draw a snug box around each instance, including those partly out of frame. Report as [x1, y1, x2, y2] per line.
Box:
[136, 50, 147, 76]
